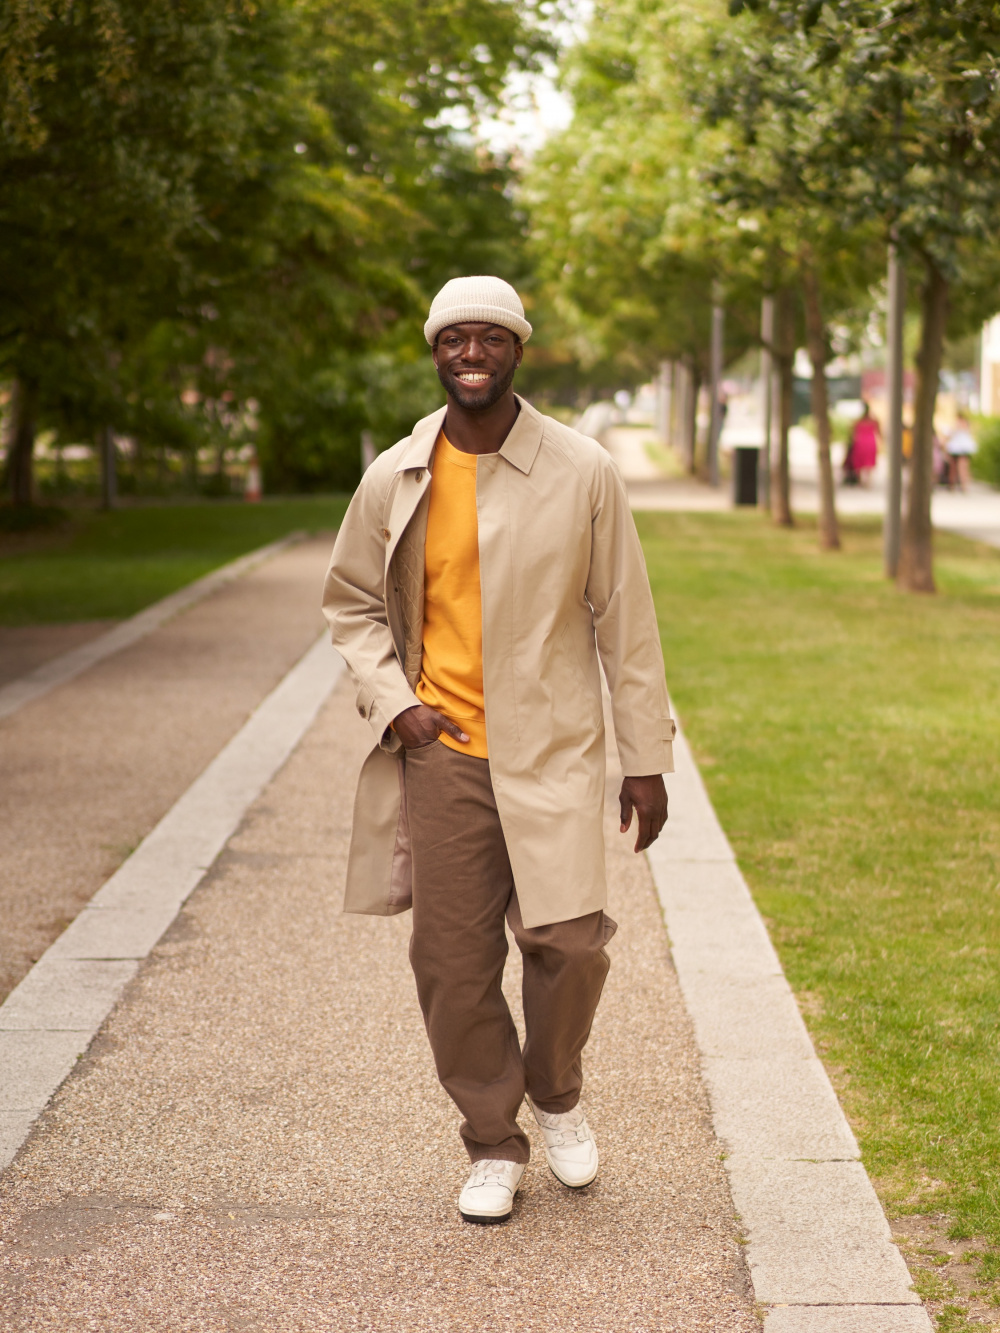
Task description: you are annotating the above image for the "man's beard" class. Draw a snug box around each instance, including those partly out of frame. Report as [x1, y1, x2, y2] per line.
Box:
[438, 360, 517, 410]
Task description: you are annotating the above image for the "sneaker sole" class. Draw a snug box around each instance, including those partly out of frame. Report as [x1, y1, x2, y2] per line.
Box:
[545, 1153, 599, 1189]
[459, 1208, 512, 1225]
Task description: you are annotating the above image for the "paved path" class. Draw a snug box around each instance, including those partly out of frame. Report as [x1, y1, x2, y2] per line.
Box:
[0, 537, 332, 1002]
[603, 421, 1000, 549]
[780, 427, 1000, 549]
[602, 427, 729, 512]
[0, 671, 758, 1332]
[0, 492, 932, 1327]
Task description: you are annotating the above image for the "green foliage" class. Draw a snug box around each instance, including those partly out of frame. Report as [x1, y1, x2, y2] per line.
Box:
[709, 0, 1000, 323]
[970, 417, 1000, 489]
[524, 0, 761, 390]
[640, 510, 1000, 1247]
[0, 0, 547, 494]
[0, 503, 65, 534]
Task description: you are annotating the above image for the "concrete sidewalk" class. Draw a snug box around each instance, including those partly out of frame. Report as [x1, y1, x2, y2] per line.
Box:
[603, 420, 1000, 550]
[0, 670, 760, 1331]
[0, 492, 934, 1327]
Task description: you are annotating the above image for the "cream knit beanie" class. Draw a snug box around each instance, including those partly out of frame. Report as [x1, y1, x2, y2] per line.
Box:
[424, 275, 532, 345]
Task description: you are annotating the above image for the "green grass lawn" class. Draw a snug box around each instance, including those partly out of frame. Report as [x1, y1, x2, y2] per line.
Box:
[0, 497, 349, 625]
[639, 513, 1000, 1280]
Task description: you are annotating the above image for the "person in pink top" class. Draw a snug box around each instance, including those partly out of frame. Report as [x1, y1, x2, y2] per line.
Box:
[848, 402, 881, 485]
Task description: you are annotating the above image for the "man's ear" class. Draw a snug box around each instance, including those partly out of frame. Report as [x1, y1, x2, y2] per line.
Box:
[514, 340, 523, 367]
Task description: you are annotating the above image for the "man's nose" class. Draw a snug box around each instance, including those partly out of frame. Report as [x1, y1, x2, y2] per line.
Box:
[461, 338, 487, 362]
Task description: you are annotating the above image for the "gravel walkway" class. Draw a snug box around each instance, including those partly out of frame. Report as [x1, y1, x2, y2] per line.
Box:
[0, 537, 332, 1002]
[0, 671, 757, 1332]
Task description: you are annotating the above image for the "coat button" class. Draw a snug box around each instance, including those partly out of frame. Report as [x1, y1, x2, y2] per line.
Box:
[358, 705, 367, 717]
[415, 470, 424, 482]
[381, 527, 390, 540]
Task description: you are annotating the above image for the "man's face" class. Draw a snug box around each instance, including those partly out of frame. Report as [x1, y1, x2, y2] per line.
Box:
[433, 323, 523, 410]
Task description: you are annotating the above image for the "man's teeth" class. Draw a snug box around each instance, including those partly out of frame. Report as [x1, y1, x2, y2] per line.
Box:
[456, 372, 491, 383]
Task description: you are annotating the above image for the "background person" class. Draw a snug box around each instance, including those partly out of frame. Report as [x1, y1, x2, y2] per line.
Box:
[322, 275, 675, 1226]
[848, 401, 881, 486]
[947, 413, 978, 491]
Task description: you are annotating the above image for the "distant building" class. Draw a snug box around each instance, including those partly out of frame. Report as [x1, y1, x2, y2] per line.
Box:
[981, 316, 1000, 417]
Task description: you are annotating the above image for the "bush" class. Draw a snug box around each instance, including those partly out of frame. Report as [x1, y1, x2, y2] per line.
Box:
[971, 416, 1000, 488]
[0, 504, 66, 533]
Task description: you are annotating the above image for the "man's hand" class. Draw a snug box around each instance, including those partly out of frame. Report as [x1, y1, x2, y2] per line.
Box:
[619, 774, 668, 852]
[394, 703, 469, 750]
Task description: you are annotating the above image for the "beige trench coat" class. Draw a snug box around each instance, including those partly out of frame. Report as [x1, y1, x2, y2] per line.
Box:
[322, 396, 675, 929]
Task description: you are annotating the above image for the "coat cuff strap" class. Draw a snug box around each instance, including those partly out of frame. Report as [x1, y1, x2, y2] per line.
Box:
[361, 681, 421, 751]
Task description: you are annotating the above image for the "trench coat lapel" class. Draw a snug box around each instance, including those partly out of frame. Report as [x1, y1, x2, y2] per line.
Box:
[383, 406, 444, 574]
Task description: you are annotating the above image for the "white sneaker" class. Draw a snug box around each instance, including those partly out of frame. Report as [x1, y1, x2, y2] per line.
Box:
[458, 1159, 525, 1224]
[529, 1099, 599, 1188]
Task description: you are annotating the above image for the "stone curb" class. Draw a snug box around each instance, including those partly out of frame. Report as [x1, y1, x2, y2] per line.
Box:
[0, 634, 344, 1172]
[647, 718, 932, 1331]
[0, 531, 304, 722]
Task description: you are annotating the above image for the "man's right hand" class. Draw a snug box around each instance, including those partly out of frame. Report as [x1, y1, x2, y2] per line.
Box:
[394, 704, 469, 750]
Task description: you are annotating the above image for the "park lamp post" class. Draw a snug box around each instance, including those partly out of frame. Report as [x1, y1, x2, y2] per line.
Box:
[708, 284, 724, 488]
[883, 236, 906, 579]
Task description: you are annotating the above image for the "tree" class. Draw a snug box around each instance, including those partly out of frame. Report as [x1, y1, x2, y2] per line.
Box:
[0, 0, 550, 501]
[525, 0, 761, 467]
[690, 11, 888, 546]
[726, 0, 1000, 590]
[0, 0, 290, 501]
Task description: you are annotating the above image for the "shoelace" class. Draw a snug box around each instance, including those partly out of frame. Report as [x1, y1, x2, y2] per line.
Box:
[469, 1159, 518, 1189]
[534, 1107, 591, 1147]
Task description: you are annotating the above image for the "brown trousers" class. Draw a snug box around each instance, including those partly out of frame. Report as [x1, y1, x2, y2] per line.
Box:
[404, 740, 615, 1164]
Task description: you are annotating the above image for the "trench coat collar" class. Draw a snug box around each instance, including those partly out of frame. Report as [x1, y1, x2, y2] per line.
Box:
[394, 396, 543, 476]
[499, 396, 544, 475]
[395, 407, 446, 472]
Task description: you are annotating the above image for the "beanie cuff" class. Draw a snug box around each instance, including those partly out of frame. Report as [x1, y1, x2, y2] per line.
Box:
[424, 304, 532, 345]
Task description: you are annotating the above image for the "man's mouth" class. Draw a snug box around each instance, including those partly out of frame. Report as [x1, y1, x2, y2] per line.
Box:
[454, 371, 493, 385]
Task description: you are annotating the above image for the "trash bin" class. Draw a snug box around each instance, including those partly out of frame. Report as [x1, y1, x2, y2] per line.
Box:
[733, 446, 759, 506]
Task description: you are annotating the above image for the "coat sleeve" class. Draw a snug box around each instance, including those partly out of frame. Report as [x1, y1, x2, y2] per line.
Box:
[585, 452, 675, 777]
[322, 459, 420, 751]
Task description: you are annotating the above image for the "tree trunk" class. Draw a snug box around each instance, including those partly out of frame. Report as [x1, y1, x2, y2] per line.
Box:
[899, 260, 948, 593]
[772, 289, 795, 527]
[800, 260, 840, 550]
[760, 295, 775, 512]
[3, 376, 39, 506]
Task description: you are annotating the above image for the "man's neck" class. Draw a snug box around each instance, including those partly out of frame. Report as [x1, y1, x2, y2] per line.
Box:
[443, 391, 520, 456]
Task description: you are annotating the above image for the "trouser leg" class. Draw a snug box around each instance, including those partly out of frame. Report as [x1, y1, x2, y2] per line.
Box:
[405, 741, 529, 1164]
[507, 893, 616, 1115]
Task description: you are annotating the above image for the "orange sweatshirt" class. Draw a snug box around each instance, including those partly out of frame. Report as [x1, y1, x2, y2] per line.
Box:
[415, 431, 488, 758]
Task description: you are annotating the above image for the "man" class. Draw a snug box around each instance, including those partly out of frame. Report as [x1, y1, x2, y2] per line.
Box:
[323, 275, 675, 1224]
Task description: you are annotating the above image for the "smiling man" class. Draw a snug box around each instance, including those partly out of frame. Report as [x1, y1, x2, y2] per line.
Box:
[322, 276, 675, 1224]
